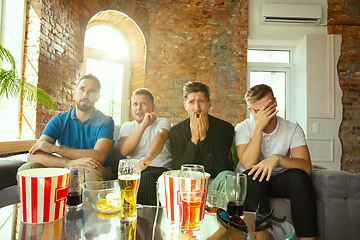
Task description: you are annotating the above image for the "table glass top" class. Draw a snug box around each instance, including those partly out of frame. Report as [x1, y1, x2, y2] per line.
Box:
[4, 202, 294, 240]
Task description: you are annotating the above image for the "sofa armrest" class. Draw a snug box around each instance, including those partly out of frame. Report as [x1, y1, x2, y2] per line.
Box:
[310, 168, 360, 201]
[0, 154, 28, 190]
[310, 168, 360, 239]
[0, 185, 19, 208]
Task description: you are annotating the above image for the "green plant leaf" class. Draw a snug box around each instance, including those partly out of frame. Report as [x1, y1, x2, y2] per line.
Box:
[0, 44, 16, 69]
[20, 79, 57, 111]
[0, 43, 57, 111]
[0, 69, 20, 98]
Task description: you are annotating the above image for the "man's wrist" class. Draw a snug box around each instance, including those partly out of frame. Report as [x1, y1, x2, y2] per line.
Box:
[276, 154, 282, 165]
[143, 155, 152, 162]
[51, 144, 61, 155]
[63, 158, 71, 168]
[191, 136, 199, 145]
[139, 121, 149, 130]
[253, 125, 264, 135]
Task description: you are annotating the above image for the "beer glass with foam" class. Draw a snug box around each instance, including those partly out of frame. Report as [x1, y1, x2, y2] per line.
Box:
[179, 164, 205, 236]
[118, 159, 141, 221]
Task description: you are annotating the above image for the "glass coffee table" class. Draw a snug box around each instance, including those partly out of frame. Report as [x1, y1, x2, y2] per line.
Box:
[3, 202, 295, 239]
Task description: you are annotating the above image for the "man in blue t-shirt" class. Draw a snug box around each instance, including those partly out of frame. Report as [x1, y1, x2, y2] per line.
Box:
[20, 74, 115, 181]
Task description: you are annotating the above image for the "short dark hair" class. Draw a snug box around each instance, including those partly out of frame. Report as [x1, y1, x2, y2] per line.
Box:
[78, 74, 101, 92]
[132, 88, 155, 104]
[183, 81, 210, 101]
[245, 84, 274, 105]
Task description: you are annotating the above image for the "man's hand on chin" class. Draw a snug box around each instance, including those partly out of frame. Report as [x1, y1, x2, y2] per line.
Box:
[142, 112, 157, 128]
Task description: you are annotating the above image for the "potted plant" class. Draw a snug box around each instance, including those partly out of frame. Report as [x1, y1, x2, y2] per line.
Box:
[0, 43, 56, 110]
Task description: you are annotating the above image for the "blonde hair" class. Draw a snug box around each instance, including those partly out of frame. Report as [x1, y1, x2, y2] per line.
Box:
[132, 88, 154, 104]
[245, 84, 274, 105]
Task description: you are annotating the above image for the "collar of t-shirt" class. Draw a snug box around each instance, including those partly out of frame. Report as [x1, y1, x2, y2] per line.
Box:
[70, 107, 97, 125]
[262, 116, 279, 138]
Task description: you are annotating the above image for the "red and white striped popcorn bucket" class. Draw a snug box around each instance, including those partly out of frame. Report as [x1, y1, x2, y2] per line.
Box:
[18, 168, 70, 224]
[158, 170, 210, 223]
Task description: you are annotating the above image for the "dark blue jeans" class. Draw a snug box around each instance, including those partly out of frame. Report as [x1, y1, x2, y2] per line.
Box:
[244, 168, 319, 238]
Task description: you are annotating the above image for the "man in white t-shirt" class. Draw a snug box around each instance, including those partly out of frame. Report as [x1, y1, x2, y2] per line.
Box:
[119, 88, 171, 205]
[235, 84, 318, 240]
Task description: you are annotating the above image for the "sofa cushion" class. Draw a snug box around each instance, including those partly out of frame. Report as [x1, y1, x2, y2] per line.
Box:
[0, 154, 27, 208]
[0, 154, 27, 190]
[0, 185, 19, 208]
[311, 168, 360, 240]
[111, 125, 126, 178]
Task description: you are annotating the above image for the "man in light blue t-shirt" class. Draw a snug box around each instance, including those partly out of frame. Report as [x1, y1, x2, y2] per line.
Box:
[20, 74, 115, 181]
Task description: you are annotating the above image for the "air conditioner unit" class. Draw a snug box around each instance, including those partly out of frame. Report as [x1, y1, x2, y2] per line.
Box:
[261, 3, 322, 26]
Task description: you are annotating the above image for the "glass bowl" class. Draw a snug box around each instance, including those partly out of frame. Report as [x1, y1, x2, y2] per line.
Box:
[205, 190, 227, 215]
[82, 180, 121, 214]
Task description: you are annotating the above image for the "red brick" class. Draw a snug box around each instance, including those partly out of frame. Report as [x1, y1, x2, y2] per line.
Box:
[21, 0, 358, 175]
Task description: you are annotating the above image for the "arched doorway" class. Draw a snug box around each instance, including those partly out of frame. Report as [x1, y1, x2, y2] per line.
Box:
[82, 10, 146, 124]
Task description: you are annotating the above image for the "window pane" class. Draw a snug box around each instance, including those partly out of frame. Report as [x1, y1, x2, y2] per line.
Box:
[249, 71, 286, 118]
[0, 97, 19, 141]
[86, 58, 124, 125]
[85, 25, 128, 57]
[248, 50, 290, 63]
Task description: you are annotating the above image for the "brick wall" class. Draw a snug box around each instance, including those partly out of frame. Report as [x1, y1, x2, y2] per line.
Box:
[328, 0, 360, 174]
[23, 0, 151, 136]
[24, 0, 83, 137]
[22, 1, 42, 138]
[80, 0, 248, 124]
[24, 0, 247, 135]
[143, 0, 248, 124]
[23, 0, 359, 174]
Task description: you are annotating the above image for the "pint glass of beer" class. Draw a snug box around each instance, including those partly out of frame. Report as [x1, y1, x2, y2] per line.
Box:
[118, 159, 141, 221]
[179, 164, 205, 236]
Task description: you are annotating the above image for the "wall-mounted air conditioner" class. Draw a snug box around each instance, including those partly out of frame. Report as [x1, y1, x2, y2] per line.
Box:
[261, 3, 322, 26]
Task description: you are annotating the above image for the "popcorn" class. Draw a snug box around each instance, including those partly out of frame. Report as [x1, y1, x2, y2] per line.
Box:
[96, 194, 121, 213]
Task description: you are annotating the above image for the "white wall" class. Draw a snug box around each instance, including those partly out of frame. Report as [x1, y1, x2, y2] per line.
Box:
[248, 0, 328, 133]
[248, 0, 343, 169]
[248, 0, 327, 47]
[291, 36, 307, 131]
[305, 35, 342, 170]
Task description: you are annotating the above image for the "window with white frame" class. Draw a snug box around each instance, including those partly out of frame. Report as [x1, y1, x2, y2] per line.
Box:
[0, 0, 27, 141]
[247, 50, 291, 119]
[83, 23, 131, 126]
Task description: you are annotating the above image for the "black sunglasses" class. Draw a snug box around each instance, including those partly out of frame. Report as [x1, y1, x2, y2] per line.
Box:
[217, 208, 248, 232]
[216, 208, 280, 233]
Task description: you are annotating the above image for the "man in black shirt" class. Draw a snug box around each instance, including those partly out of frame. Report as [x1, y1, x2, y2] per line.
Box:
[170, 81, 234, 190]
